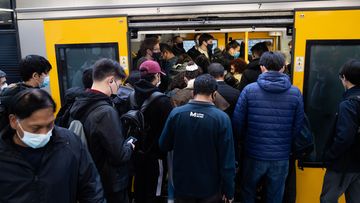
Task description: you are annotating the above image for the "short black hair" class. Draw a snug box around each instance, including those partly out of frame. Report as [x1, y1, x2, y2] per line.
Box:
[208, 63, 225, 78]
[82, 68, 93, 89]
[193, 74, 218, 96]
[251, 42, 269, 56]
[198, 33, 214, 46]
[19, 55, 52, 82]
[160, 43, 174, 54]
[139, 37, 160, 57]
[92, 58, 126, 81]
[225, 40, 240, 51]
[9, 88, 56, 119]
[259, 51, 285, 71]
[339, 59, 360, 85]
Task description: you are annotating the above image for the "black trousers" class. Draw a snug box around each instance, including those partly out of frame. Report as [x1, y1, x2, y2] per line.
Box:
[106, 189, 129, 203]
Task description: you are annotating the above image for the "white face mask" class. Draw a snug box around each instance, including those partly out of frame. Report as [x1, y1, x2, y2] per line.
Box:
[17, 120, 53, 149]
[1, 83, 8, 90]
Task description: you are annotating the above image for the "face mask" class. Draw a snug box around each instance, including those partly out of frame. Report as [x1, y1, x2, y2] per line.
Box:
[40, 75, 50, 88]
[207, 44, 213, 51]
[17, 120, 53, 149]
[152, 52, 162, 62]
[234, 52, 240, 59]
[1, 83, 8, 91]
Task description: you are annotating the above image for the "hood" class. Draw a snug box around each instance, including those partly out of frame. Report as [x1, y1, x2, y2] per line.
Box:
[69, 90, 111, 120]
[64, 87, 85, 103]
[257, 71, 291, 93]
[133, 79, 159, 105]
[117, 85, 134, 100]
[247, 58, 260, 71]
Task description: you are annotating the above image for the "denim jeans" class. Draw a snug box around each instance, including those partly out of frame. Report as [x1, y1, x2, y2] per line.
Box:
[241, 156, 289, 203]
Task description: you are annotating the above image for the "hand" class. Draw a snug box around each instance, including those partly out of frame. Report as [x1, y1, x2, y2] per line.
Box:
[127, 138, 135, 150]
[222, 195, 233, 203]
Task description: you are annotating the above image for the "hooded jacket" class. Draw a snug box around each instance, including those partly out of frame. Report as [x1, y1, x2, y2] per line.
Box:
[133, 79, 173, 158]
[233, 71, 304, 160]
[0, 126, 105, 203]
[237, 58, 262, 92]
[69, 90, 133, 194]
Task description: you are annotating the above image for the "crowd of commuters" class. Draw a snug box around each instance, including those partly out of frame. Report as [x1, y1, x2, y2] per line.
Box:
[0, 32, 359, 203]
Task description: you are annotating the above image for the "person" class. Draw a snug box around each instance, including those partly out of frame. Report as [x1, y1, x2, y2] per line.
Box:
[237, 42, 268, 92]
[233, 51, 304, 203]
[320, 59, 360, 203]
[208, 63, 240, 117]
[286, 40, 293, 77]
[264, 41, 273, 51]
[134, 37, 161, 69]
[132, 60, 173, 203]
[225, 58, 247, 88]
[186, 33, 202, 60]
[0, 88, 105, 202]
[195, 54, 211, 73]
[69, 58, 134, 203]
[0, 69, 7, 90]
[188, 33, 214, 61]
[161, 43, 179, 84]
[172, 36, 186, 56]
[159, 74, 235, 203]
[223, 40, 241, 70]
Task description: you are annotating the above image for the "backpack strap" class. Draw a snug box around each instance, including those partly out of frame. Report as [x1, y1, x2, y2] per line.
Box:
[140, 91, 166, 112]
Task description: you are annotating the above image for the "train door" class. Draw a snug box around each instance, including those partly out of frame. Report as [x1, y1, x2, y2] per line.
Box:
[43, 17, 129, 107]
[293, 9, 360, 203]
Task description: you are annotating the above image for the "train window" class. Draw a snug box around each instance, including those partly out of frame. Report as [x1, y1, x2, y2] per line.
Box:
[303, 40, 360, 165]
[183, 39, 218, 52]
[55, 43, 119, 104]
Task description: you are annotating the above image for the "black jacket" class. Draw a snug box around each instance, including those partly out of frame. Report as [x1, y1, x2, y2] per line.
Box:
[238, 58, 261, 92]
[216, 81, 240, 117]
[133, 79, 173, 158]
[187, 46, 213, 62]
[0, 126, 105, 203]
[324, 86, 360, 172]
[70, 90, 133, 194]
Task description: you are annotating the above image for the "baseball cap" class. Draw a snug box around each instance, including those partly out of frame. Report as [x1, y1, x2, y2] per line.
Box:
[139, 60, 166, 76]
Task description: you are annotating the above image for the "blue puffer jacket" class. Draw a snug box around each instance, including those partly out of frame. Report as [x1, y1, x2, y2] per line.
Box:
[233, 71, 304, 160]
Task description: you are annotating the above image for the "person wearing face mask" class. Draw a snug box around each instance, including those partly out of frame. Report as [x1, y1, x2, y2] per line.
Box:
[198, 33, 215, 61]
[223, 40, 241, 70]
[0, 88, 105, 202]
[132, 60, 173, 203]
[172, 36, 186, 56]
[135, 37, 162, 70]
[69, 58, 134, 203]
[0, 69, 7, 91]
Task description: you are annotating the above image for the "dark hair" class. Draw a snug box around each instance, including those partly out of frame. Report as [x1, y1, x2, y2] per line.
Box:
[9, 88, 56, 119]
[82, 68, 93, 89]
[172, 36, 182, 43]
[339, 59, 360, 85]
[19, 55, 52, 82]
[198, 33, 214, 46]
[193, 74, 218, 96]
[230, 58, 247, 74]
[169, 71, 187, 90]
[176, 54, 192, 64]
[195, 55, 210, 73]
[160, 43, 174, 54]
[92, 58, 126, 81]
[194, 33, 202, 41]
[125, 70, 141, 87]
[259, 51, 285, 71]
[208, 63, 225, 78]
[139, 37, 160, 57]
[141, 73, 157, 83]
[225, 40, 240, 52]
[250, 42, 269, 56]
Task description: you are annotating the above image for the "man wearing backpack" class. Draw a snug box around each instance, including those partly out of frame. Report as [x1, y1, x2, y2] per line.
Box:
[321, 59, 360, 203]
[132, 60, 173, 203]
[69, 58, 135, 203]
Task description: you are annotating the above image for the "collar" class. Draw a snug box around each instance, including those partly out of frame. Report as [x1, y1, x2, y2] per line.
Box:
[88, 89, 108, 96]
[189, 99, 215, 106]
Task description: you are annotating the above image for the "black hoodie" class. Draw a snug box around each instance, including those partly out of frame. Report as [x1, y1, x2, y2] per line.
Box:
[133, 79, 173, 158]
[237, 58, 261, 92]
[69, 90, 133, 194]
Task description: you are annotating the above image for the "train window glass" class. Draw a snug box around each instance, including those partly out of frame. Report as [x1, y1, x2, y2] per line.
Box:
[183, 39, 218, 52]
[55, 43, 119, 104]
[248, 39, 273, 54]
[303, 40, 360, 165]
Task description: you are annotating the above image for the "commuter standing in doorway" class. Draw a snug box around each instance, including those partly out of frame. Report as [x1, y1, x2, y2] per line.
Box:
[134, 37, 162, 70]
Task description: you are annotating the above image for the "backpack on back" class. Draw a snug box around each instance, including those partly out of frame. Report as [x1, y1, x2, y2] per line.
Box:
[120, 91, 166, 154]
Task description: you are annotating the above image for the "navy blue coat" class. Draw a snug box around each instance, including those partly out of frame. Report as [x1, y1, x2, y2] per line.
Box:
[0, 126, 105, 203]
[233, 71, 304, 161]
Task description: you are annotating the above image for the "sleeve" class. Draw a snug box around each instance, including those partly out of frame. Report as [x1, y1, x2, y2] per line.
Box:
[77, 143, 106, 203]
[219, 115, 236, 199]
[232, 88, 248, 142]
[95, 107, 133, 165]
[159, 110, 175, 152]
[293, 93, 305, 139]
[325, 100, 359, 160]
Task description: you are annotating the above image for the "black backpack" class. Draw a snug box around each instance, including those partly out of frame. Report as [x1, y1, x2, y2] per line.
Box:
[120, 91, 166, 154]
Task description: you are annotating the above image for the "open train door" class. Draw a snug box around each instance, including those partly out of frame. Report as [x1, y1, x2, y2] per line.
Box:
[293, 9, 360, 203]
[43, 17, 130, 108]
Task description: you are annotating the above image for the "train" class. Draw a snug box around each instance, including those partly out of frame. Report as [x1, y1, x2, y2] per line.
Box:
[1, 0, 360, 202]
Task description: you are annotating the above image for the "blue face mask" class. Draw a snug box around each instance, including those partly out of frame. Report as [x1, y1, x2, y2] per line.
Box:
[234, 52, 240, 59]
[17, 120, 53, 149]
[40, 76, 50, 88]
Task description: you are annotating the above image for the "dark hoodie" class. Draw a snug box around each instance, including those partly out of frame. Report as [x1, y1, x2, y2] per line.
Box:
[133, 79, 173, 158]
[237, 58, 262, 92]
[233, 71, 304, 160]
[69, 90, 133, 194]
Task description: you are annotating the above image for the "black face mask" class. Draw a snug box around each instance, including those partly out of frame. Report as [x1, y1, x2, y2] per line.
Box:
[152, 52, 162, 62]
[177, 42, 184, 49]
[207, 44, 213, 51]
